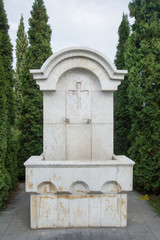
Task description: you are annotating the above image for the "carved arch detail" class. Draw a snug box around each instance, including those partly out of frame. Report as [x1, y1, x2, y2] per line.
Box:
[30, 47, 127, 91]
[101, 181, 122, 193]
[37, 181, 57, 194]
[69, 181, 90, 194]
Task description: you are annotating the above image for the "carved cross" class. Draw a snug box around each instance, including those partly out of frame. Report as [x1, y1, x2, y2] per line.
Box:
[69, 82, 89, 109]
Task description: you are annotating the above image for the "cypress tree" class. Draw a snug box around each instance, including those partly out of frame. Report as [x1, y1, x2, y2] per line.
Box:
[15, 15, 28, 124]
[115, 14, 130, 69]
[125, 0, 160, 192]
[0, 0, 15, 126]
[18, 0, 52, 176]
[0, 55, 12, 208]
[114, 13, 130, 155]
[0, 0, 16, 207]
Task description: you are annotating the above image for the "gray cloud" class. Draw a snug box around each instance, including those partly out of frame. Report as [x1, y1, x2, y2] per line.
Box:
[4, 0, 134, 68]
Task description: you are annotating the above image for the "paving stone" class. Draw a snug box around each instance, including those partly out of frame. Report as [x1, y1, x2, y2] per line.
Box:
[128, 232, 157, 240]
[0, 223, 9, 234]
[151, 229, 160, 240]
[144, 219, 160, 230]
[25, 230, 41, 240]
[0, 213, 16, 224]
[0, 231, 30, 240]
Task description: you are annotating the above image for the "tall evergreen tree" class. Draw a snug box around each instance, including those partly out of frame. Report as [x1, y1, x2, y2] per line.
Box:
[114, 13, 130, 69]
[125, 0, 160, 192]
[114, 13, 130, 155]
[15, 15, 28, 124]
[0, 54, 12, 208]
[18, 0, 52, 176]
[0, 0, 16, 207]
[0, 0, 15, 125]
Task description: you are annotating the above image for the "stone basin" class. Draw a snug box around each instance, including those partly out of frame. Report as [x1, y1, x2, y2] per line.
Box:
[24, 155, 134, 229]
[25, 155, 134, 194]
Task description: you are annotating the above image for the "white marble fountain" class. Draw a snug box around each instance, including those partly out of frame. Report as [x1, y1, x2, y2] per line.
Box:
[24, 47, 135, 229]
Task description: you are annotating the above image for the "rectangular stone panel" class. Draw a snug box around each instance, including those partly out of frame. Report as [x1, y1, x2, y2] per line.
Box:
[57, 195, 69, 228]
[37, 195, 57, 228]
[44, 124, 65, 160]
[92, 124, 113, 160]
[44, 91, 65, 124]
[30, 194, 37, 229]
[89, 195, 101, 227]
[120, 194, 127, 227]
[116, 165, 133, 191]
[101, 194, 121, 227]
[69, 195, 89, 227]
[66, 81, 91, 123]
[92, 92, 113, 123]
[66, 124, 91, 160]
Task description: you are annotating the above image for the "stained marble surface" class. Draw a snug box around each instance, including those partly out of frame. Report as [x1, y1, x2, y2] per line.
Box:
[25, 47, 134, 229]
[43, 68, 114, 161]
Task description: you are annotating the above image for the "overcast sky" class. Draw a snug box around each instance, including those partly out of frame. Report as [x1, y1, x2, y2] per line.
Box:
[4, 0, 134, 68]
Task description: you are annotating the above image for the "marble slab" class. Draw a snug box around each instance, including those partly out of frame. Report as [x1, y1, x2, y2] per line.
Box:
[89, 196, 101, 227]
[66, 124, 91, 160]
[92, 92, 113, 123]
[44, 91, 65, 124]
[66, 81, 91, 123]
[44, 124, 65, 160]
[70, 195, 89, 227]
[57, 195, 70, 228]
[30, 193, 127, 229]
[92, 124, 113, 160]
[37, 195, 57, 228]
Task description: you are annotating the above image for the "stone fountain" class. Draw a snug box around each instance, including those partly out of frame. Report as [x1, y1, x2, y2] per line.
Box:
[24, 47, 135, 229]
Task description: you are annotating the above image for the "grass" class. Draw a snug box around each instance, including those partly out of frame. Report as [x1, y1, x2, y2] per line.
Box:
[149, 194, 160, 216]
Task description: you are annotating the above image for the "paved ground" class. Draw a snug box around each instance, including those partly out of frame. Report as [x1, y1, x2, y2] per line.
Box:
[0, 183, 160, 240]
